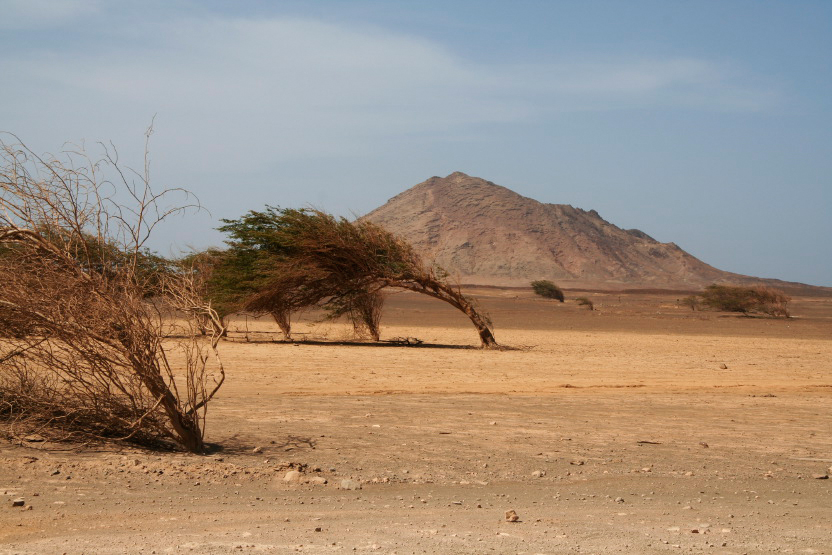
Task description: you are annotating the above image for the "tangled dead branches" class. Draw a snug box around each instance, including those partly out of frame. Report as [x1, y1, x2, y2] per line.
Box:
[0, 131, 224, 452]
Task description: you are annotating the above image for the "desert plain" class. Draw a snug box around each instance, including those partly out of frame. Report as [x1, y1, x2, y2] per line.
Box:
[2, 288, 831, 554]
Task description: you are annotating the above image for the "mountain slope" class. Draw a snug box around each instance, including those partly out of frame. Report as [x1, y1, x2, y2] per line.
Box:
[364, 172, 821, 292]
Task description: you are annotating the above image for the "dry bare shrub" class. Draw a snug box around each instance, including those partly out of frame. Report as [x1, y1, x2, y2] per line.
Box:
[748, 285, 791, 318]
[175, 249, 231, 337]
[0, 131, 225, 452]
[575, 297, 594, 310]
[219, 207, 497, 347]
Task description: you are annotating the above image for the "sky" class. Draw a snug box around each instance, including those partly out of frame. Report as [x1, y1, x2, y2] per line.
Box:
[1, 0, 830, 286]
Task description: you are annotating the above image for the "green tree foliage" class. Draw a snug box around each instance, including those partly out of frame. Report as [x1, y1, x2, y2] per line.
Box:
[698, 284, 790, 317]
[0, 226, 172, 296]
[214, 207, 498, 347]
[179, 248, 260, 320]
[531, 280, 564, 302]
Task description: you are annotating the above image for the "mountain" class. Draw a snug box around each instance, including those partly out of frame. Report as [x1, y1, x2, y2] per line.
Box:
[364, 172, 824, 293]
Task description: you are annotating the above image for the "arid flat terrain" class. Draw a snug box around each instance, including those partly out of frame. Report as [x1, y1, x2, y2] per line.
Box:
[2, 289, 831, 554]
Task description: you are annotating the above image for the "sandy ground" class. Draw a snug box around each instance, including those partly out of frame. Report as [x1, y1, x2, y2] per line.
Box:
[2, 289, 831, 554]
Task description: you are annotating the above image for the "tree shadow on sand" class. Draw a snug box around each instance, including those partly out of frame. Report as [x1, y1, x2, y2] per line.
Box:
[222, 335, 483, 350]
[204, 434, 317, 456]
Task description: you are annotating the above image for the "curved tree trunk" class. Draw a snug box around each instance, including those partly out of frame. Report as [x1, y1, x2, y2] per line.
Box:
[120, 335, 205, 453]
[356, 290, 384, 341]
[362, 313, 381, 342]
[271, 310, 292, 339]
[437, 287, 497, 348]
[143, 376, 204, 452]
[391, 279, 497, 348]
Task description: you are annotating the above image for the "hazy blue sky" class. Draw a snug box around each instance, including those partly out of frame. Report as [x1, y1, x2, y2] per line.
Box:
[2, 0, 830, 285]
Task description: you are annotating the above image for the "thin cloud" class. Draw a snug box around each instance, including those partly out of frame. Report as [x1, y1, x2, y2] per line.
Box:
[0, 0, 102, 29]
[1, 7, 818, 285]
[0, 14, 779, 166]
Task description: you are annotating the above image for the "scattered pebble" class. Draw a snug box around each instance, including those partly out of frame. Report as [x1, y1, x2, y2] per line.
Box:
[505, 509, 519, 522]
[283, 470, 302, 482]
[340, 479, 361, 491]
[12, 498, 25, 507]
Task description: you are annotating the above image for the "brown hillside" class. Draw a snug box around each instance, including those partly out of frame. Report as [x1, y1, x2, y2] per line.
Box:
[364, 172, 828, 293]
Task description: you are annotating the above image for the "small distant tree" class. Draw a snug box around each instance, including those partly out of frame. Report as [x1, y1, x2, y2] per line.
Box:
[699, 284, 790, 318]
[531, 280, 564, 302]
[681, 295, 699, 311]
[576, 297, 594, 311]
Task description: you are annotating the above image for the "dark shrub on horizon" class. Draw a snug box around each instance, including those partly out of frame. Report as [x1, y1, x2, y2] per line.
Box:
[531, 280, 564, 302]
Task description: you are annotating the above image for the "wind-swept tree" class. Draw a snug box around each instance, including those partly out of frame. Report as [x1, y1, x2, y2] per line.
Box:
[217, 207, 497, 347]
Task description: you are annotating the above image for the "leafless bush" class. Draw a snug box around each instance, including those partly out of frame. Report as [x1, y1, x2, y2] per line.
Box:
[576, 297, 594, 310]
[0, 130, 224, 452]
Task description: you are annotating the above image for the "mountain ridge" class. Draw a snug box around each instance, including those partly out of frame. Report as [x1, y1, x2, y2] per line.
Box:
[364, 172, 829, 295]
